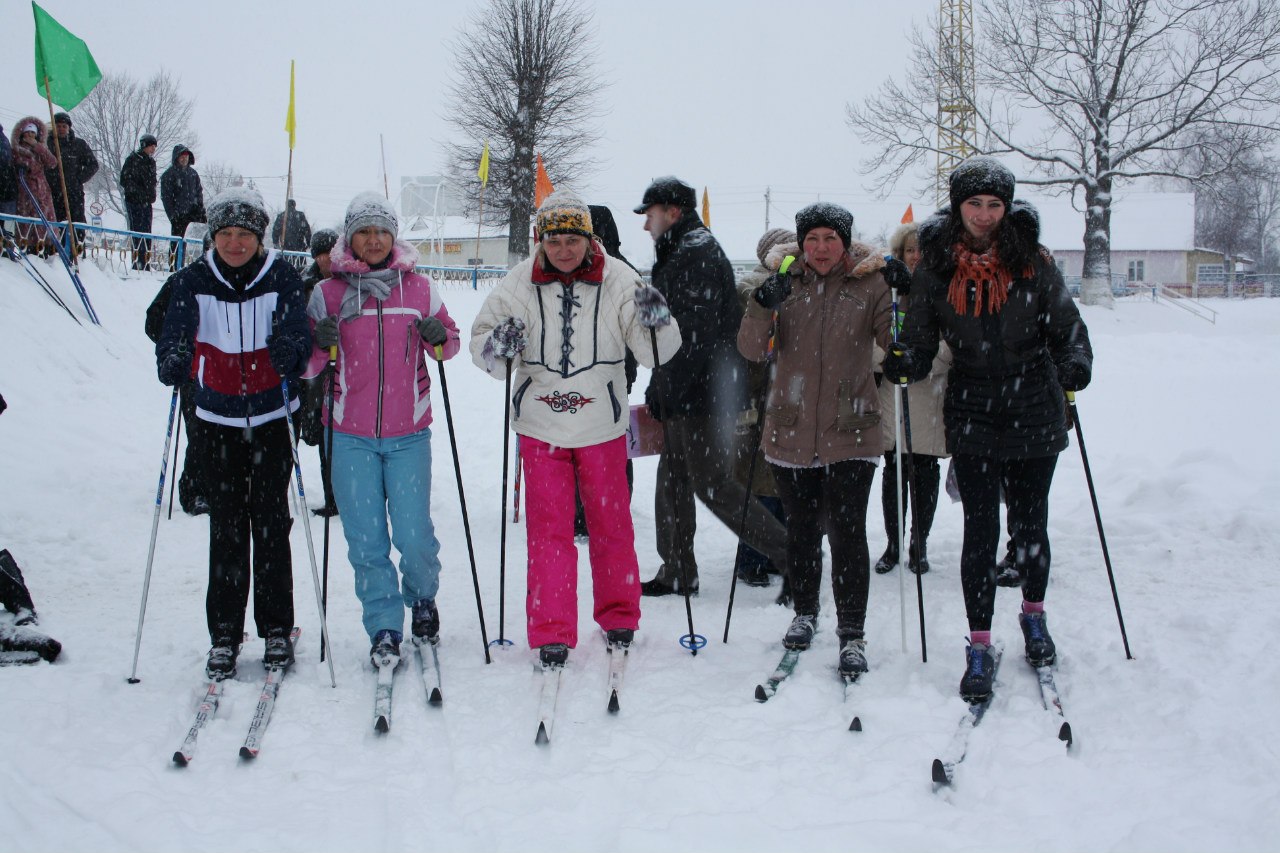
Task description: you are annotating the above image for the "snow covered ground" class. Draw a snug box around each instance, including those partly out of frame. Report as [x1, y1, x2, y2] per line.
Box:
[1, 252, 1278, 853]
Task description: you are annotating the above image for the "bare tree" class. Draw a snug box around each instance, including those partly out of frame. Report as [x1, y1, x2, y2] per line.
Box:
[73, 69, 199, 216]
[849, 0, 1280, 305]
[1170, 144, 1280, 274]
[442, 0, 604, 263]
[200, 161, 245, 199]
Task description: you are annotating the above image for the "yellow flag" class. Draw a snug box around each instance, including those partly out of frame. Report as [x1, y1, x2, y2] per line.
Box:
[478, 141, 490, 187]
[284, 60, 296, 150]
[701, 186, 711, 229]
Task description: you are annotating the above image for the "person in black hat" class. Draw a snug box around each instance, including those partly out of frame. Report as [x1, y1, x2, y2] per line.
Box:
[44, 112, 98, 226]
[161, 143, 204, 271]
[271, 198, 313, 253]
[881, 155, 1093, 702]
[120, 134, 159, 270]
[635, 176, 789, 598]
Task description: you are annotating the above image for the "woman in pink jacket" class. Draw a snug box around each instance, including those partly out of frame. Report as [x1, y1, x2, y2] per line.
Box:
[305, 193, 460, 669]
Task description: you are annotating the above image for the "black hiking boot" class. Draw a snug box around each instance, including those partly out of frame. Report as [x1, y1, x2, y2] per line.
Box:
[959, 642, 995, 702]
[1019, 612, 1057, 667]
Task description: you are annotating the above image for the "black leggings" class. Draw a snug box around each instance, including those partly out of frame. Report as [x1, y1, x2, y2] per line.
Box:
[953, 453, 1058, 631]
[771, 459, 876, 637]
[880, 451, 941, 556]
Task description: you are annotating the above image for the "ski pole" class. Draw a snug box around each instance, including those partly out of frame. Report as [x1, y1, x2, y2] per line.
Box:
[127, 388, 180, 683]
[1, 229, 80, 324]
[890, 279, 928, 663]
[492, 361, 515, 648]
[320, 347, 337, 662]
[724, 255, 793, 643]
[280, 378, 338, 687]
[1066, 391, 1133, 659]
[16, 171, 98, 325]
[166, 407, 182, 520]
[649, 328, 705, 656]
[434, 346, 492, 663]
[890, 288, 909, 654]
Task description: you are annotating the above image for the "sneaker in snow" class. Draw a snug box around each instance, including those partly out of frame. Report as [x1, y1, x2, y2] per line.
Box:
[411, 598, 440, 645]
[263, 626, 295, 668]
[959, 642, 995, 702]
[783, 614, 818, 650]
[837, 638, 869, 681]
[1019, 612, 1056, 667]
[539, 643, 569, 667]
[370, 629, 402, 670]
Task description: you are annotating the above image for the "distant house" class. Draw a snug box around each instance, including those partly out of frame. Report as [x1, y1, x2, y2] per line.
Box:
[1031, 191, 1242, 286]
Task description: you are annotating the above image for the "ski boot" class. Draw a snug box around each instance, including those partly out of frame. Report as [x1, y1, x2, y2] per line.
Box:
[837, 637, 869, 681]
[262, 626, 295, 669]
[782, 614, 818, 650]
[539, 643, 569, 667]
[959, 642, 995, 702]
[370, 629, 402, 670]
[1019, 612, 1056, 667]
[411, 598, 440, 646]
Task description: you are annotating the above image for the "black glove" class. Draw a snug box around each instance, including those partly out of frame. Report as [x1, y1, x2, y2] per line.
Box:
[158, 343, 193, 387]
[634, 285, 672, 328]
[645, 383, 663, 422]
[267, 334, 300, 377]
[1055, 357, 1091, 392]
[314, 315, 340, 349]
[882, 256, 912, 293]
[752, 272, 791, 310]
[415, 316, 449, 346]
[879, 345, 912, 386]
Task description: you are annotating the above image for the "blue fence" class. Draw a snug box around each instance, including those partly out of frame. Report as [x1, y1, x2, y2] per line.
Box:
[0, 212, 508, 288]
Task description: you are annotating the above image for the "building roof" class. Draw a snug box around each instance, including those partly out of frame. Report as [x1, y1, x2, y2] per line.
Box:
[1027, 191, 1196, 253]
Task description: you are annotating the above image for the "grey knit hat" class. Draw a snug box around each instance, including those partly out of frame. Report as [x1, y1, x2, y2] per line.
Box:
[344, 192, 399, 242]
[948, 156, 1015, 210]
[206, 187, 269, 241]
[755, 227, 796, 266]
[795, 202, 853, 249]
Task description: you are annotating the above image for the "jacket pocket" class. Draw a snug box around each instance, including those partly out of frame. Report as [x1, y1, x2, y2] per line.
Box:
[607, 380, 622, 423]
[835, 379, 879, 433]
[767, 403, 799, 426]
[512, 377, 533, 420]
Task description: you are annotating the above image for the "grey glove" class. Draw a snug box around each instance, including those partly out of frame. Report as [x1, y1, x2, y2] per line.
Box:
[314, 315, 340, 349]
[490, 318, 528, 358]
[634, 285, 671, 328]
[415, 316, 449, 346]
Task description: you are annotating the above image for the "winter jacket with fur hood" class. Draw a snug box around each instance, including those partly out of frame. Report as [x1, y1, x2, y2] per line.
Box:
[9, 117, 57, 223]
[738, 240, 894, 467]
[303, 238, 460, 439]
[896, 201, 1093, 459]
[471, 242, 681, 449]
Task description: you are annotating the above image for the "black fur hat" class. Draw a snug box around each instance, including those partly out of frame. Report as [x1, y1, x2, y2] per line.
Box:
[795, 202, 853, 249]
[949, 156, 1016, 210]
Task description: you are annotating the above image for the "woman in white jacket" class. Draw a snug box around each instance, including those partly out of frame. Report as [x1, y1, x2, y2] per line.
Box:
[471, 191, 680, 667]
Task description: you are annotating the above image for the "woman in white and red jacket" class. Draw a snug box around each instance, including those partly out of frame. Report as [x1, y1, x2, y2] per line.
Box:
[304, 193, 460, 669]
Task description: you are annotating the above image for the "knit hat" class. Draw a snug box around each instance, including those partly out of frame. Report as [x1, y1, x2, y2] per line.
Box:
[343, 191, 398, 242]
[310, 228, 339, 257]
[53, 112, 71, 127]
[795, 202, 853, 249]
[948, 156, 1015, 210]
[206, 187, 270, 241]
[21, 123, 38, 136]
[140, 134, 158, 148]
[756, 227, 796, 266]
[633, 176, 697, 214]
[536, 190, 593, 239]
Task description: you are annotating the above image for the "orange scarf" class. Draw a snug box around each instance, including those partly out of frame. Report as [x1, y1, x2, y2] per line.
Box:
[948, 243, 1014, 317]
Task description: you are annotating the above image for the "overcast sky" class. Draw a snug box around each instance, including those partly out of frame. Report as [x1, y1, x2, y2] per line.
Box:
[3, 0, 942, 264]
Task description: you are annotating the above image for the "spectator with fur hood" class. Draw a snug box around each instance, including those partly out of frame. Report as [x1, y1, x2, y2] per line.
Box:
[738, 202, 898, 680]
[155, 187, 311, 680]
[304, 194, 459, 668]
[9, 117, 58, 254]
[881, 156, 1093, 702]
[471, 190, 681, 667]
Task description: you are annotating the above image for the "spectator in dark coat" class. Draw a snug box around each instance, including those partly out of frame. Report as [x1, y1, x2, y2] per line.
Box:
[271, 199, 312, 252]
[44, 112, 98, 224]
[0, 123, 17, 220]
[634, 176, 789, 596]
[298, 227, 339, 516]
[161, 144, 205, 270]
[121, 134, 159, 270]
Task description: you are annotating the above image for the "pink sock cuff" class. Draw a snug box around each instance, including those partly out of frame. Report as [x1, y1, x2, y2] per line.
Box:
[1022, 600, 1045, 614]
[970, 630, 992, 646]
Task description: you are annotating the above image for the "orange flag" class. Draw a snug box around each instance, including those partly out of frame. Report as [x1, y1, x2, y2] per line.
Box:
[901, 204, 914, 224]
[534, 154, 554, 208]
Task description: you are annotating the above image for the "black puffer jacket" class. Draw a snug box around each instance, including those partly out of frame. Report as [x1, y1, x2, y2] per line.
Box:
[646, 211, 744, 418]
[44, 128, 98, 220]
[120, 145, 157, 205]
[897, 201, 1092, 459]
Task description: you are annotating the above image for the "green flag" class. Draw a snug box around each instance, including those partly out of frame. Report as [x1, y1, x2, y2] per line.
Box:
[32, 2, 102, 109]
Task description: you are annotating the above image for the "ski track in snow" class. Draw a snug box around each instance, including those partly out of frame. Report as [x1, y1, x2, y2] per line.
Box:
[1, 256, 1278, 852]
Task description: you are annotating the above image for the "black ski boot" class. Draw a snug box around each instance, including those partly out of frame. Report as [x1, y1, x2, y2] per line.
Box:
[837, 637, 869, 681]
[1019, 612, 1056, 667]
[206, 632, 240, 681]
[263, 626, 295, 669]
[995, 542, 1022, 587]
[959, 642, 995, 702]
[539, 643, 569, 667]
[874, 546, 899, 575]
[411, 598, 440, 645]
[605, 628, 633, 649]
[370, 629, 402, 670]
[783, 614, 818, 650]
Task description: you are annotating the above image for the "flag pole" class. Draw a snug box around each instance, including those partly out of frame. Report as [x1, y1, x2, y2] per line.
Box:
[42, 76, 79, 266]
[380, 134, 389, 200]
[474, 184, 486, 265]
[281, 59, 297, 251]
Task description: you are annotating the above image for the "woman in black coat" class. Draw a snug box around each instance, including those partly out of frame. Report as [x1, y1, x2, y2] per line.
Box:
[882, 157, 1093, 702]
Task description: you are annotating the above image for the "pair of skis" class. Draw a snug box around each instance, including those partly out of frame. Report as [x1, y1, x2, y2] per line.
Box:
[173, 627, 301, 766]
[754, 648, 864, 731]
[372, 636, 444, 734]
[535, 639, 629, 746]
[931, 647, 1074, 789]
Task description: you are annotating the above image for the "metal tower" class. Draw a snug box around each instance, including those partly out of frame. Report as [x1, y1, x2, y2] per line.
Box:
[936, 0, 977, 205]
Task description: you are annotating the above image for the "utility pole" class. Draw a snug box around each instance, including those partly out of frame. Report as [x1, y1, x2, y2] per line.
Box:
[764, 186, 771, 231]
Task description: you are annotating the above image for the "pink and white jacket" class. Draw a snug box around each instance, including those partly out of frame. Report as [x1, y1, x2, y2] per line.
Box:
[303, 238, 460, 439]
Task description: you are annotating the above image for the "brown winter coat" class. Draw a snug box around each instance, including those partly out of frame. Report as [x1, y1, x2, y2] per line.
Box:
[9, 117, 58, 246]
[737, 240, 894, 467]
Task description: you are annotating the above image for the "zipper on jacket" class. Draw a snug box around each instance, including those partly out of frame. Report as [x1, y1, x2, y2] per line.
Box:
[376, 302, 385, 438]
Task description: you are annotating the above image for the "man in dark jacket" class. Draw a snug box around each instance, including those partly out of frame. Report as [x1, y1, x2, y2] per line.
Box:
[160, 143, 205, 270]
[120, 134, 159, 270]
[271, 198, 312, 253]
[44, 112, 98, 224]
[0, 123, 17, 224]
[634, 176, 789, 596]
